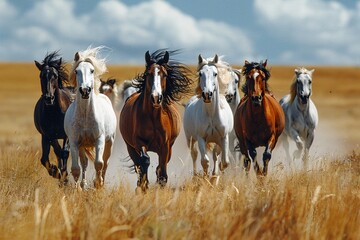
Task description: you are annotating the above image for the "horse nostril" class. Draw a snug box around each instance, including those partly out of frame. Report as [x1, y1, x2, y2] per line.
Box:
[158, 95, 163, 104]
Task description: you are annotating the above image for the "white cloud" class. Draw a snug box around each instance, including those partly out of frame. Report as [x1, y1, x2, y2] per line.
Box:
[254, 0, 360, 64]
[0, 0, 253, 64]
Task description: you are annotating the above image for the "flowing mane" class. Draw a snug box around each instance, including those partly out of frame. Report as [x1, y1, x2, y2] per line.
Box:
[133, 49, 193, 104]
[241, 60, 271, 95]
[290, 67, 310, 103]
[69, 46, 108, 94]
[41, 51, 69, 88]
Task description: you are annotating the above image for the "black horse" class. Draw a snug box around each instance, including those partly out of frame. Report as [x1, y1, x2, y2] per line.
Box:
[34, 51, 74, 182]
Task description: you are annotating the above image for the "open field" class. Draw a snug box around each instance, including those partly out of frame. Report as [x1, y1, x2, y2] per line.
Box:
[0, 63, 359, 239]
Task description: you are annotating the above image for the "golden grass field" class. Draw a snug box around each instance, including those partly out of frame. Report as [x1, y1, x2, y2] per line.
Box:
[0, 62, 359, 239]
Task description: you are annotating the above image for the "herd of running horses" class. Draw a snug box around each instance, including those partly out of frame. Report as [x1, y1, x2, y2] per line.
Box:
[34, 46, 318, 192]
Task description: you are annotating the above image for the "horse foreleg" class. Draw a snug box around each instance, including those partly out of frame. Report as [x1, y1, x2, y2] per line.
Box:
[70, 143, 80, 188]
[79, 148, 88, 189]
[212, 145, 221, 176]
[303, 131, 315, 169]
[138, 146, 150, 191]
[41, 136, 59, 178]
[60, 138, 70, 183]
[94, 137, 106, 189]
[246, 140, 260, 175]
[198, 137, 209, 176]
[263, 134, 277, 176]
[220, 135, 230, 172]
[189, 137, 198, 176]
[289, 129, 303, 160]
[102, 138, 114, 183]
[157, 146, 171, 187]
[50, 139, 63, 179]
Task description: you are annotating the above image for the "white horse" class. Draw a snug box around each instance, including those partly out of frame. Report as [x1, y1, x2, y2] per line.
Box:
[224, 68, 242, 162]
[64, 46, 117, 189]
[279, 67, 318, 166]
[118, 79, 138, 107]
[183, 54, 234, 178]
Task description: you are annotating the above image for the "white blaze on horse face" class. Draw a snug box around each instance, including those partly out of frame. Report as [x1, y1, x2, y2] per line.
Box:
[151, 66, 162, 97]
[200, 65, 217, 93]
[76, 62, 94, 90]
[298, 73, 312, 97]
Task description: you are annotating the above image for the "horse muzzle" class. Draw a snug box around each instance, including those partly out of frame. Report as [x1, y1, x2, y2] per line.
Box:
[251, 95, 263, 106]
[151, 94, 163, 107]
[202, 91, 213, 103]
[44, 95, 55, 105]
[79, 87, 91, 99]
[299, 95, 309, 104]
[225, 94, 234, 103]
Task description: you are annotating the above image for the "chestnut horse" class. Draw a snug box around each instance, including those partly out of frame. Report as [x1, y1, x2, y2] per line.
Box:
[120, 49, 192, 192]
[34, 51, 74, 182]
[234, 60, 285, 176]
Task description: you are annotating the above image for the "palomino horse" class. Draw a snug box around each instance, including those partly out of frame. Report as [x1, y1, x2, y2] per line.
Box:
[225, 68, 242, 162]
[34, 51, 74, 182]
[64, 46, 117, 189]
[279, 68, 318, 166]
[234, 60, 285, 176]
[183, 54, 233, 179]
[120, 50, 192, 192]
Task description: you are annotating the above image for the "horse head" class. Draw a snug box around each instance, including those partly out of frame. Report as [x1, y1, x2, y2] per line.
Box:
[225, 69, 241, 104]
[294, 68, 314, 105]
[100, 78, 117, 98]
[197, 54, 219, 103]
[35, 57, 62, 105]
[145, 50, 169, 108]
[242, 60, 270, 107]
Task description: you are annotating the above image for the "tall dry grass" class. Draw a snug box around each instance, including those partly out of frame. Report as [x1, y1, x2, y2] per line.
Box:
[0, 142, 359, 239]
[0, 63, 359, 239]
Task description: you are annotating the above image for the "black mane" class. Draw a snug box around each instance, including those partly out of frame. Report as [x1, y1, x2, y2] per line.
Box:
[133, 49, 193, 104]
[241, 60, 271, 94]
[41, 51, 69, 88]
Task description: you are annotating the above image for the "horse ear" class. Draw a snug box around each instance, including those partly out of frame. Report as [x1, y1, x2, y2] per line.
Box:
[74, 52, 80, 61]
[145, 51, 151, 64]
[34, 60, 42, 71]
[244, 60, 249, 65]
[309, 69, 315, 76]
[213, 54, 219, 63]
[163, 51, 169, 64]
[55, 57, 62, 67]
[198, 54, 204, 64]
[262, 59, 268, 67]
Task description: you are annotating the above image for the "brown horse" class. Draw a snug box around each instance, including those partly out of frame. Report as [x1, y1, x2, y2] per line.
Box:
[120, 49, 192, 192]
[234, 60, 285, 176]
[34, 51, 74, 182]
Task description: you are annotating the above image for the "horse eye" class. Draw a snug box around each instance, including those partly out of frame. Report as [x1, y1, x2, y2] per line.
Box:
[214, 73, 218, 77]
[309, 80, 312, 84]
[90, 69, 94, 74]
[199, 72, 202, 77]
[74, 70, 78, 75]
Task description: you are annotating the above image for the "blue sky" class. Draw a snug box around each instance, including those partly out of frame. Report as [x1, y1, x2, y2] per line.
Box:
[1, 0, 359, 65]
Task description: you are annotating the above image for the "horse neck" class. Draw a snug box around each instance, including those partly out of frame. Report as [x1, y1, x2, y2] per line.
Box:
[295, 95, 310, 112]
[55, 87, 71, 113]
[74, 90, 97, 118]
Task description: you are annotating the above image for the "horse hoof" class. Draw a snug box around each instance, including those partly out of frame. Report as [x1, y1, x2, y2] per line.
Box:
[81, 180, 88, 189]
[93, 179, 103, 189]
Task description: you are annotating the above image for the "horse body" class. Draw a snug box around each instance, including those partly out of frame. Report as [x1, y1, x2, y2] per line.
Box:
[234, 60, 285, 176]
[34, 51, 73, 182]
[279, 68, 318, 164]
[120, 50, 192, 192]
[225, 68, 241, 161]
[64, 46, 116, 189]
[183, 54, 233, 177]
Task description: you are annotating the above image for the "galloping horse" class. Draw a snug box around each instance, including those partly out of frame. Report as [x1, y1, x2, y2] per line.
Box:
[225, 68, 242, 161]
[279, 68, 318, 165]
[234, 60, 285, 176]
[34, 51, 74, 182]
[65, 46, 117, 189]
[183, 54, 233, 178]
[120, 50, 192, 192]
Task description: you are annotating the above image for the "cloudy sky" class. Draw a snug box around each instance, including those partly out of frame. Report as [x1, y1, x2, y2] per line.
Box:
[1, 0, 359, 65]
